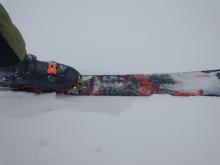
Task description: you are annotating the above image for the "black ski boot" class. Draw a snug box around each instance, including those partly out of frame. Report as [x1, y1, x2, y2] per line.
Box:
[0, 54, 81, 94]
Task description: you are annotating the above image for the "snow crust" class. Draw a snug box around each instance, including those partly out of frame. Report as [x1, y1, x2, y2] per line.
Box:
[0, 0, 220, 165]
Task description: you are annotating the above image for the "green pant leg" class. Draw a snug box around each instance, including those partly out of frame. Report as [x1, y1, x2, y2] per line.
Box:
[0, 3, 27, 61]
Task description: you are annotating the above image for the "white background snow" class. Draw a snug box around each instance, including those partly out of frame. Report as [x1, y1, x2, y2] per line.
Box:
[0, 0, 220, 165]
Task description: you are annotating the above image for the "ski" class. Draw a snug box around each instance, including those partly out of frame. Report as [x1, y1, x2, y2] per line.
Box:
[1, 69, 220, 97]
[77, 69, 220, 96]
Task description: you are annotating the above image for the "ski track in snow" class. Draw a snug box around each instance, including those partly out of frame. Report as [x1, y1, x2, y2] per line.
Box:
[0, 91, 134, 117]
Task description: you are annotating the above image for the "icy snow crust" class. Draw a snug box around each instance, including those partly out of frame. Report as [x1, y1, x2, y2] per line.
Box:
[0, 0, 220, 165]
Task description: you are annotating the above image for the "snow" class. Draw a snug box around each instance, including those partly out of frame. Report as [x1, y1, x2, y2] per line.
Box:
[0, 0, 220, 165]
[163, 71, 220, 95]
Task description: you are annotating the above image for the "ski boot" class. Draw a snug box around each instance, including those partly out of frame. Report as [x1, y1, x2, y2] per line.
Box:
[0, 54, 81, 94]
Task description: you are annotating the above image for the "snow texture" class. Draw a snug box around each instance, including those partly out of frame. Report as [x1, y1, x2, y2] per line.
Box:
[164, 71, 220, 95]
[0, 0, 220, 165]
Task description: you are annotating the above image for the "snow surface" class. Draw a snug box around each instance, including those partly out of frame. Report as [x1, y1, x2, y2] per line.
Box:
[0, 0, 220, 165]
[164, 71, 220, 95]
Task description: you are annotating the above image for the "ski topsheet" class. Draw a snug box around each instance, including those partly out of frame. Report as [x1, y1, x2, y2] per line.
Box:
[78, 69, 220, 96]
[1, 69, 220, 96]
